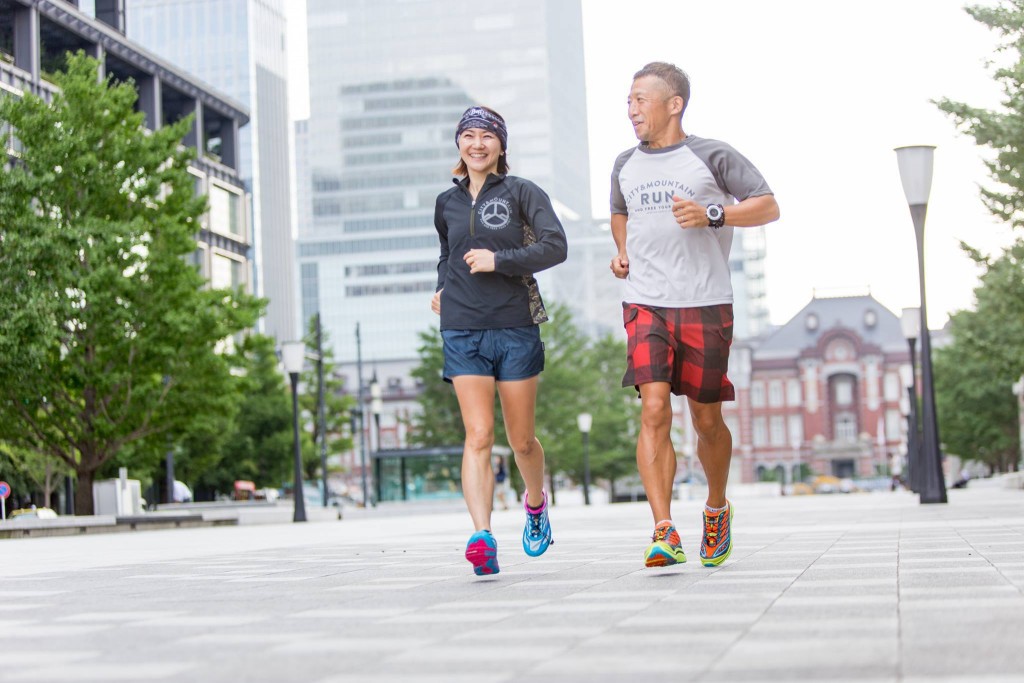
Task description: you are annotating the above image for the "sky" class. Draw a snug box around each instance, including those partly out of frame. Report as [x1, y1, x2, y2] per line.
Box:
[284, 0, 1012, 330]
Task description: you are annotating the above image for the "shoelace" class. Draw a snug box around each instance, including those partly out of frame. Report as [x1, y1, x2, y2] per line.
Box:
[528, 510, 544, 537]
[704, 513, 723, 547]
[651, 525, 672, 543]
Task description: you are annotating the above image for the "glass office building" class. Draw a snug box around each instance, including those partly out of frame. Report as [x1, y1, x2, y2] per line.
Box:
[300, 0, 592, 367]
[124, 0, 299, 341]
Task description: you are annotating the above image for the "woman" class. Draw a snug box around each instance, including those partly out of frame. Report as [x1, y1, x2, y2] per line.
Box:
[431, 106, 567, 576]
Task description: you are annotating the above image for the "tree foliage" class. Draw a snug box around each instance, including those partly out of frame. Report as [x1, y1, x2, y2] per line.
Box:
[0, 53, 261, 513]
[299, 315, 355, 480]
[408, 304, 639, 499]
[935, 0, 1024, 230]
[934, 242, 1023, 472]
[931, 1, 1024, 471]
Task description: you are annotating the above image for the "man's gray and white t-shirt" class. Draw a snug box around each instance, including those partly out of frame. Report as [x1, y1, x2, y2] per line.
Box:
[610, 135, 773, 308]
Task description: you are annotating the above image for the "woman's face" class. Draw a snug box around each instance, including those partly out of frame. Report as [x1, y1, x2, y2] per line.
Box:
[458, 128, 502, 176]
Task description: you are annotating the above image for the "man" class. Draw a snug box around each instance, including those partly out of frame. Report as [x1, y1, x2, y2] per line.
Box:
[610, 62, 780, 568]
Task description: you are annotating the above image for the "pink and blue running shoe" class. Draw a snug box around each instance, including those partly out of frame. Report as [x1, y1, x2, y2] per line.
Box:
[465, 530, 499, 575]
[522, 491, 553, 557]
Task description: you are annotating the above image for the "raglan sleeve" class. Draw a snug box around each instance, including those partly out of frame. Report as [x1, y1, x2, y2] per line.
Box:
[434, 194, 449, 292]
[702, 140, 773, 201]
[610, 148, 632, 215]
[492, 180, 568, 276]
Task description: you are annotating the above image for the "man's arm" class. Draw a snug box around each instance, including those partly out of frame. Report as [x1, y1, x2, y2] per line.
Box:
[671, 194, 780, 229]
[610, 213, 629, 279]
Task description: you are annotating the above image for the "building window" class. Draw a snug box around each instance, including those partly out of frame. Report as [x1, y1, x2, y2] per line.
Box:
[752, 417, 767, 447]
[835, 412, 857, 442]
[769, 416, 785, 446]
[209, 183, 243, 237]
[788, 414, 803, 446]
[884, 373, 900, 402]
[210, 252, 244, 290]
[768, 381, 784, 407]
[751, 382, 765, 408]
[885, 409, 901, 440]
[834, 376, 854, 406]
[787, 378, 801, 406]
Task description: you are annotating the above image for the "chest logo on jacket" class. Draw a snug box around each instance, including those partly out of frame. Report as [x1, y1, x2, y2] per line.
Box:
[478, 197, 512, 230]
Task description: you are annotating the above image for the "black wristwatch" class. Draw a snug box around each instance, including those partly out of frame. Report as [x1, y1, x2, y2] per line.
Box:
[706, 204, 725, 229]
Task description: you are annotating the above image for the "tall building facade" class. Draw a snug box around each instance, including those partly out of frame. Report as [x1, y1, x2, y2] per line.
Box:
[300, 0, 592, 374]
[2, 0, 253, 297]
[123, 0, 298, 341]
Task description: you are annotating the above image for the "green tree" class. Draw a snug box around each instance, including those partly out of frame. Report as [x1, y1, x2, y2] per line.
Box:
[935, 1, 1024, 231]
[932, 1, 1024, 471]
[299, 316, 354, 483]
[0, 53, 261, 513]
[409, 328, 470, 448]
[408, 304, 639, 503]
[217, 335, 304, 491]
[934, 243, 1023, 472]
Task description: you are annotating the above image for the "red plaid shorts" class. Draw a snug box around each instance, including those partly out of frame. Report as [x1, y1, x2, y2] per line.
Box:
[621, 302, 735, 403]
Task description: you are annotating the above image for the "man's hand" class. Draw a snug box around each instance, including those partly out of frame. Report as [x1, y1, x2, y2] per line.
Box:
[464, 249, 495, 273]
[431, 288, 442, 315]
[671, 196, 708, 229]
[610, 252, 629, 279]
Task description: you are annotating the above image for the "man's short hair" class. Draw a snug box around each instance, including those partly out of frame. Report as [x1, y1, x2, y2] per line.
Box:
[633, 62, 690, 115]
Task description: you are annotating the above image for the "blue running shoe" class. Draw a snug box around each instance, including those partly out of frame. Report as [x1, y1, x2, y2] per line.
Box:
[522, 491, 553, 557]
[466, 530, 499, 575]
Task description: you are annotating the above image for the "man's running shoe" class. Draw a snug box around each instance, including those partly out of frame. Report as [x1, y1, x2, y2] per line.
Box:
[466, 530, 499, 576]
[700, 501, 734, 567]
[643, 521, 686, 567]
[522, 491, 553, 557]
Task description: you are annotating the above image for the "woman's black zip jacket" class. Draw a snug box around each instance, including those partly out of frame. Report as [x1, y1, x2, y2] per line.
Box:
[434, 173, 568, 330]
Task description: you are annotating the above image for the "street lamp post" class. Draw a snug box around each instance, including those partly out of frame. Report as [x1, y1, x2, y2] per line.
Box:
[370, 377, 383, 505]
[281, 341, 308, 522]
[790, 433, 802, 489]
[577, 413, 592, 506]
[895, 145, 947, 504]
[315, 314, 329, 508]
[900, 307, 921, 493]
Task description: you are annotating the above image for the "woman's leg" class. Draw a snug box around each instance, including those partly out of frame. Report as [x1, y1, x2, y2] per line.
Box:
[497, 376, 544, 507]
[452, 375, 497, 531]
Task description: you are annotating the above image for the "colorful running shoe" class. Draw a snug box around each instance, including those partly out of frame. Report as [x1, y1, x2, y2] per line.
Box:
[643, 521, 686, 567]
[522, 491, 553, 557]
[465, 530, 499, 576]
[700, 501, 734, 567]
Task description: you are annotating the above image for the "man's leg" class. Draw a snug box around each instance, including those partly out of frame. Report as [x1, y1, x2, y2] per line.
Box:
[687, 399, 731, 507]
[689, 399, 735, 566]
[637, 381, 677, 523]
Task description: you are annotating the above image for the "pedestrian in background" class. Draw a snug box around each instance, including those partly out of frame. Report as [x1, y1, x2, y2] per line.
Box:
[609, 62, 780, 568]
[432, 106, 567, 575]
[494, 458, 509, 511]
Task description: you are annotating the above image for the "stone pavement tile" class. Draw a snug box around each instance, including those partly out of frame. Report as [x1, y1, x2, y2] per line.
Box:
[2, 662, 196, 682]
[749, 615, 897, 638]
[901, 642, 1024, 677]
[784, 579, 896, 597]
[702, 637, 897, 678]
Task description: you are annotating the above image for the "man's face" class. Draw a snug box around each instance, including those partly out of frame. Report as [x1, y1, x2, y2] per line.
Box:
[627, 75, 681, 143]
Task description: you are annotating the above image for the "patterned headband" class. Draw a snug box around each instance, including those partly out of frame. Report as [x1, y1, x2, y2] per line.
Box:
[455, 107, 508, 150]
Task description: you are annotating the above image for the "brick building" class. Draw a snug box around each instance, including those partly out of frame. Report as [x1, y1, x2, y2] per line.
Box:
[724, 295, 911, 484]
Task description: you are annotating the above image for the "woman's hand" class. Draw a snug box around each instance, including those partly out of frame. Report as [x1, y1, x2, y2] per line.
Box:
[464, 249, 496, 273]
[431, 288, 442, 315]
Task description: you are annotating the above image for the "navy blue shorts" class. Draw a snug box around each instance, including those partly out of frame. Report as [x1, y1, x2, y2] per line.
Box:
[441, 326, 544, 383]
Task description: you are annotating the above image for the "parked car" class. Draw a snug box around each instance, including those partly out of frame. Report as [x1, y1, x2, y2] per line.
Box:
[10, 506, 58, 519]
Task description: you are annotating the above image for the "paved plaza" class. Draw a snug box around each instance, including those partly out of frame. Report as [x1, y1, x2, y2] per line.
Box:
[1, 484, 1023, 683]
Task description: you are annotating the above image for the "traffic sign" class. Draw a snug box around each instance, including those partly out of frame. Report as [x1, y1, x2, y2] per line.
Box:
[0, 481, 10, 499]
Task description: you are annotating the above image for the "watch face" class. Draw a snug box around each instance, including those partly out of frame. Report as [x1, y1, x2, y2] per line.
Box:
[707, 205, 723, 221]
